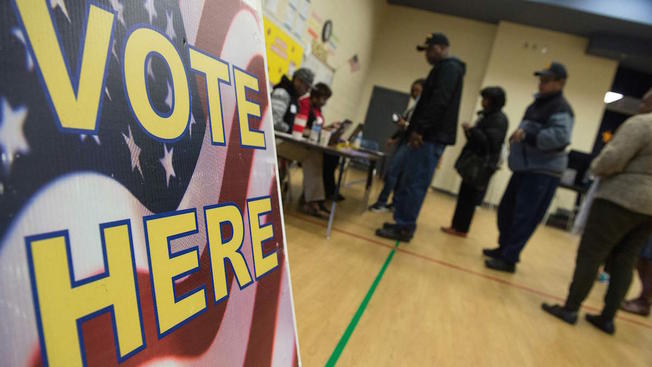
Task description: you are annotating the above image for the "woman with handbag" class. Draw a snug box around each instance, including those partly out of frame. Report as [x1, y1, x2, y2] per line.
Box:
[441, 87, 508, 237]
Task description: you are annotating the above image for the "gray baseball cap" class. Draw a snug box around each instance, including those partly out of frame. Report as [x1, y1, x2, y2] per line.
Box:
[293, 68, 315, 85]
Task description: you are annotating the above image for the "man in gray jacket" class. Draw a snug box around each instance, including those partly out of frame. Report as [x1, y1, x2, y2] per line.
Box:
[484, 62, 574, 272]
[542, 88, 652, 335]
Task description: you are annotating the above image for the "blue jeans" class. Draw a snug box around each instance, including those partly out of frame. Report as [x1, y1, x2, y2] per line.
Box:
[393, 142, 446, 232]
[497, 172, 560, 263]
[376, 143, 409, 205]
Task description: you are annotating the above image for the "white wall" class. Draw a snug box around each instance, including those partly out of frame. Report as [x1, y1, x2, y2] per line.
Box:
[355, 4, 497, 130]
[269, 2, 619, 211]
[353, 7, 617, 211]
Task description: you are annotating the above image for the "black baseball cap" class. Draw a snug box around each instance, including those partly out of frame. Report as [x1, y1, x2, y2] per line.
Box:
[416, 33, 450, 51]
[534, 62, 568, 80]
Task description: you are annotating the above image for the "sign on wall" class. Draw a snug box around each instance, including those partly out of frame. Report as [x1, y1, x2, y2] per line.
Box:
[263, 16, 304, 85]
[0, 0, 299, 366]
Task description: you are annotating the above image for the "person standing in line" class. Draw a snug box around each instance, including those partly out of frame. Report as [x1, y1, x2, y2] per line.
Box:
[542, 89, 652, 335]
[621, 238, 652, 316]
[440, 87, 508, 237]
[375, 33, 465, 242]
[369, 78, 425, 212]
[483, 62, 574, 272]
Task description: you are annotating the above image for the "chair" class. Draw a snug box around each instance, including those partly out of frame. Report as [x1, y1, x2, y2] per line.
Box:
[343, 138, 380, 187]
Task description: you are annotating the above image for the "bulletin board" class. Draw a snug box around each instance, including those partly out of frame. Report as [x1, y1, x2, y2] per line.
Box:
[263, 16, 305, 85]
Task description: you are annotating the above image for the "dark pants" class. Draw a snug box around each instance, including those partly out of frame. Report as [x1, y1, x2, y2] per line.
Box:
[451, 181, 485, 233]
[376, 143, 409, 205]
[323, 153, 340, 198]
[497, 172, 559, 264]
[564, 199, 652, 320]
[393, 142, 445, 232]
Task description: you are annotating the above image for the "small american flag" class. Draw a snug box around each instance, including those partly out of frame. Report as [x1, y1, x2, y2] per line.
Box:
[348, 54, 360, 72]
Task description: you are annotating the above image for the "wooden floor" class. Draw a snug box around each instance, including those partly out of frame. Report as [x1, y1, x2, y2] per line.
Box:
[282, 168, 652, 366]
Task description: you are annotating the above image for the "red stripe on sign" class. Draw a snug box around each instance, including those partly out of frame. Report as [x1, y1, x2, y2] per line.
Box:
[243, 179, 290, 366]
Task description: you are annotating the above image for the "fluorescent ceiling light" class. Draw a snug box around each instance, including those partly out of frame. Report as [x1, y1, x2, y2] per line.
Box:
[604, 91, 624, 104]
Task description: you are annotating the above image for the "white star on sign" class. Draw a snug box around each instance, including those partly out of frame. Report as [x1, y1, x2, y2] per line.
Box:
[112, 39, 119, 62]
[165, 11, 176, 40]
[109, 0, 125, 28]
[122, 125, 143, 178]
[144, 0, 157, 24]
[165, 81, 173, 110]
[50, 0, 71, 22]
[0, 98, 29, 173]
[147, 58, 155, 80]
[11, 28, 33, 71]
[189, 113, 197, 138]
[159, 144, 175, 187]
[80, 134, 101, 145]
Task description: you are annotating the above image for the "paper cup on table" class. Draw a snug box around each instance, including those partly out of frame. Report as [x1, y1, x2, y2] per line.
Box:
[320, 130, 332, 146]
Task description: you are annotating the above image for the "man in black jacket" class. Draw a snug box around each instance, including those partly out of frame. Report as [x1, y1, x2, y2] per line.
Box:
[271, 68, 314, 133]
[376, 33, 466, 241]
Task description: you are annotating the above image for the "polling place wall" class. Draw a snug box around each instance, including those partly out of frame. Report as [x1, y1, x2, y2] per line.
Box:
[265, 0, 384, 124]
[311, 0, 383, 124]
[355, 4, 497, 136]
[357, 5, 618, 210]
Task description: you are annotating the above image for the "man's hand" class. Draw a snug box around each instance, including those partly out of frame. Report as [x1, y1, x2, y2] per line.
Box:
[509, 128, 526, 144]
[461, 122, 472, 131]
[398, 117, 409, 129]
[386, 138, 398, 148]
[408, 132, 424, 149]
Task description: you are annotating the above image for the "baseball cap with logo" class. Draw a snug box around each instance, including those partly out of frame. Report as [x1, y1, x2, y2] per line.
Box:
[534, 62, 568, 80]
[416, 32, 450, 51]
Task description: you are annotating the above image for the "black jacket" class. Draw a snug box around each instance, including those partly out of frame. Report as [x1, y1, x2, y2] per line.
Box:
[272, 75, 300, 132]
[462, 109, 508, 168]
[410, 57, 466, 145]
[458, 110, 509, 190]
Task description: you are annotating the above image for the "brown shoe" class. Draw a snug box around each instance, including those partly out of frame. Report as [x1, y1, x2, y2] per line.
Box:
[621, 298, 650, 316]
[440, 226, 468, 238]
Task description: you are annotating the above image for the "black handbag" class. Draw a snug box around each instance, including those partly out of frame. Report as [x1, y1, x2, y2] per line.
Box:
[454, 148, 495, 189]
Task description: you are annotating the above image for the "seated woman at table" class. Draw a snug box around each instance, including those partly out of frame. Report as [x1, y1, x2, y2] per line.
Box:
[273, 81, 332, 218]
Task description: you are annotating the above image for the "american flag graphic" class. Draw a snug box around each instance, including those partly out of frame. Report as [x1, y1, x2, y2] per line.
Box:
[0, 0, 300, 366]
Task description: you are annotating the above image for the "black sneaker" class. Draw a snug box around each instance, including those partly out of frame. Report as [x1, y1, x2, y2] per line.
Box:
[482, 247, 502, 259]
[318, 202, 331, 214]
[369, 202, 390, 213]
[585, 313, 615, 335]
[541, 303, 578, 325]
[484, 258, 516, 273]
[375, 227, 412, 242]
[382, 222, 397, 230]
[332, 193, 345, 202]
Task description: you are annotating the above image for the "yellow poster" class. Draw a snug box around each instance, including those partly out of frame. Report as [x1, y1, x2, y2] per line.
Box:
[263, 16, 304, 85]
